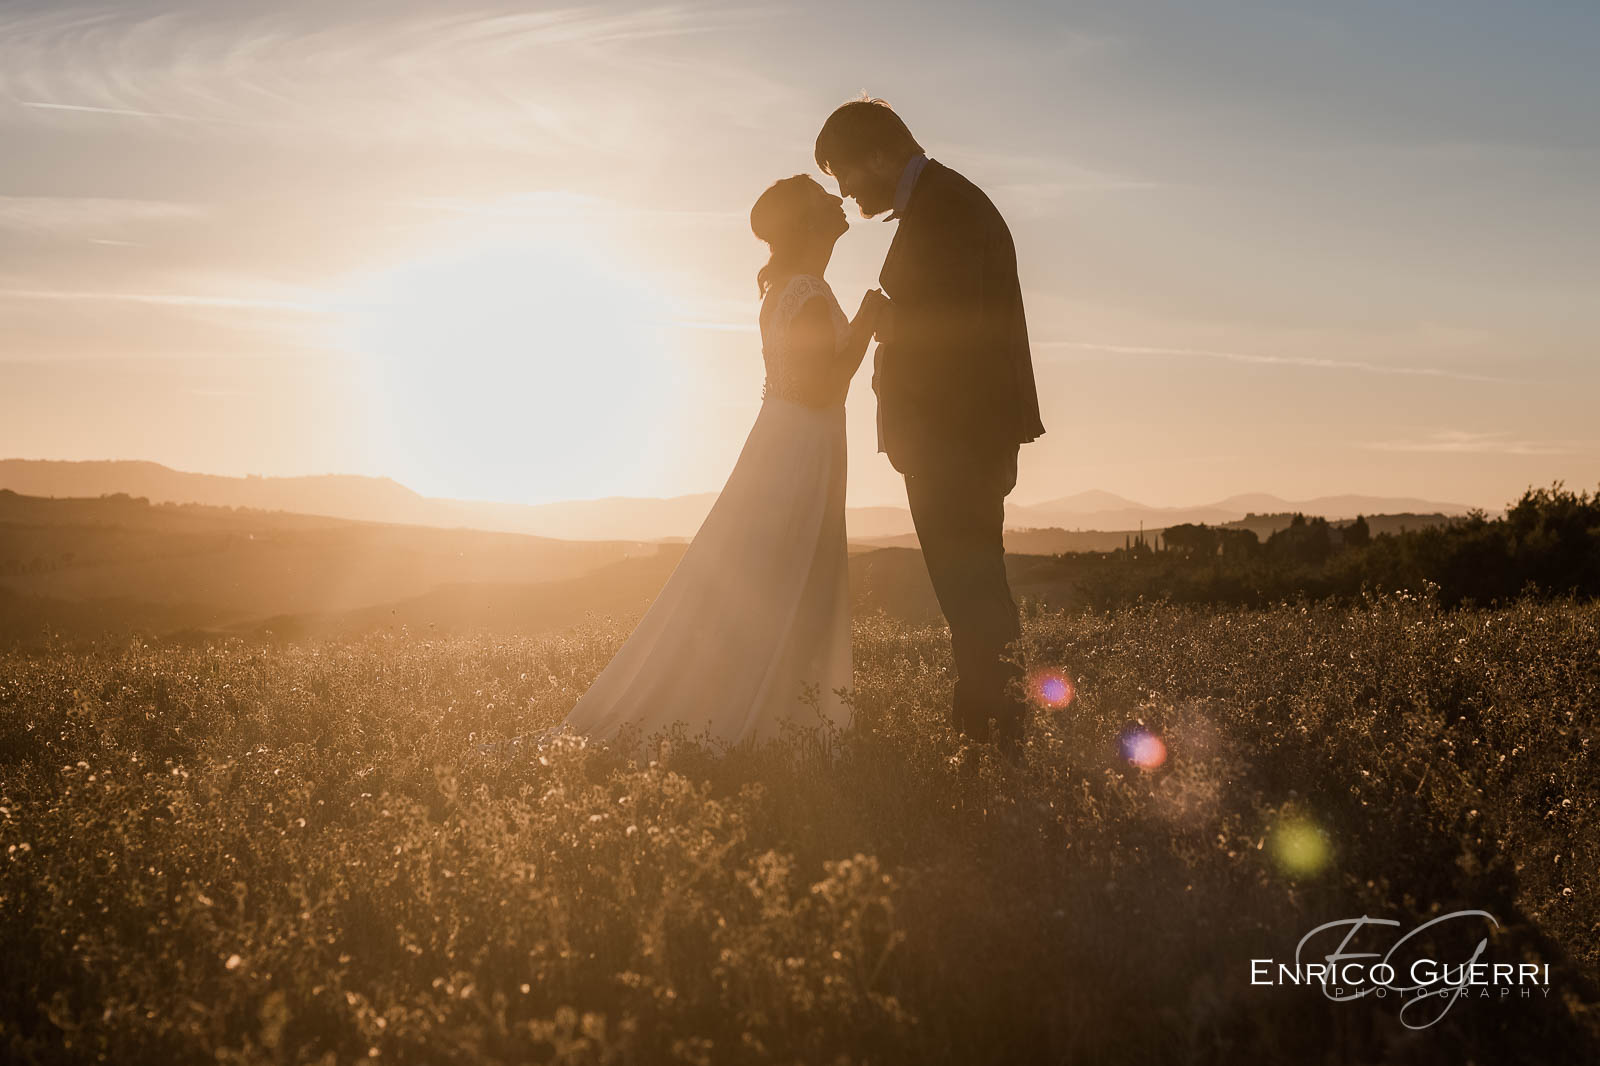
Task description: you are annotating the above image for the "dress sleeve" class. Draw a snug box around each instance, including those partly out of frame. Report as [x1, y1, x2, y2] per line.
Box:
[774, 275, 829, 330]
[770, 278, 840, 407]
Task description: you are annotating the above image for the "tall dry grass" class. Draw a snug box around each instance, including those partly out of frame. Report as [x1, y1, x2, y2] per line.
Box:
[2, 590, 1596, 1063]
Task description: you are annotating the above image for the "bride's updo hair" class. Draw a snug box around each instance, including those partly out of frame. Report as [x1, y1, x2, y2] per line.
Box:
[751, 175, 818, 297]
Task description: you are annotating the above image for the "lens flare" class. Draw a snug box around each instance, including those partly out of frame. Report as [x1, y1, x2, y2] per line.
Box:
[1119, 728, 1168, 770]
[1270, 816, 1332, 877]
[1029, 670, 1076, 710]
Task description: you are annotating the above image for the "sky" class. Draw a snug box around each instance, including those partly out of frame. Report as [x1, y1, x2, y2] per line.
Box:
[2, 0, 1597, 510]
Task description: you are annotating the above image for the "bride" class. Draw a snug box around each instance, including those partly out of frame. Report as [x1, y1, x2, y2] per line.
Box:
[555, 175, 887, 751]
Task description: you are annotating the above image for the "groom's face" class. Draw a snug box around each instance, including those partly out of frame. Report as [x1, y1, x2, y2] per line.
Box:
[831, 153, 899, 219]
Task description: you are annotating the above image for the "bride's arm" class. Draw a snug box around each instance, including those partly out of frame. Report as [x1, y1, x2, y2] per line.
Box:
[834, 289, 888, 391]
[787, 291, 888, 407]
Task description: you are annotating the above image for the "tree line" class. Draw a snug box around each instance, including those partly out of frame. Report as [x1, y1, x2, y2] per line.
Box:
[1046, 484, 1600, 608]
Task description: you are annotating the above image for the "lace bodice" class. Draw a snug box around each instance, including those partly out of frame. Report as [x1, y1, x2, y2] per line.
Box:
[759, 274, 850, 405]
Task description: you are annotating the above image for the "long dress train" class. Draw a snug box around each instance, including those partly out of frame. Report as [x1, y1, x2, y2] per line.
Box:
[555, 274, 854, 751]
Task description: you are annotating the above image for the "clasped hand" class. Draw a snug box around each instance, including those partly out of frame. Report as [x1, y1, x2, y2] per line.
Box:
[854, 288, 893, 342]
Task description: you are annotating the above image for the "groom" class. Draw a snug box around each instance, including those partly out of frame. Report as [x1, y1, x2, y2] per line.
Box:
[816, 98, 1045, 746]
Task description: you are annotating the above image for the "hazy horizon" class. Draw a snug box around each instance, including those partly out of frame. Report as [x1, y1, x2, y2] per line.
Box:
[0, 454, 1500, 516]
[4, 1, 1598, 510]
[0, 448, 1523, 515]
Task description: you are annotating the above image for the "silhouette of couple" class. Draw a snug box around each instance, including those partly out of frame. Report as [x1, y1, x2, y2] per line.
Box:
[558, 98, 1044, 752]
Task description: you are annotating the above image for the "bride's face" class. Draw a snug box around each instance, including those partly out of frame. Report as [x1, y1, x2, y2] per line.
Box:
[809, 183, 849, 242]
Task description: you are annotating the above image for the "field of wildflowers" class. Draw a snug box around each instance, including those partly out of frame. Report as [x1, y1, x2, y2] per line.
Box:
[3, 588, 1597, 1064]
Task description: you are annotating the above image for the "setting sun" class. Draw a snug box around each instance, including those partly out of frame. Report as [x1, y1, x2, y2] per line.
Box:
[335, 233, 678, 503]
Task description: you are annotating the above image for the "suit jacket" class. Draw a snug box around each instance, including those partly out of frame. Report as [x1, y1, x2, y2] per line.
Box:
[875, 159, 1045, 478]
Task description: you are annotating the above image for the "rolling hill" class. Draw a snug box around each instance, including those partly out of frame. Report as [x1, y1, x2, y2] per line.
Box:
[0, 486, 1503, 646]
[0, 490, 655, 638]
[1, 459, 1480, 541]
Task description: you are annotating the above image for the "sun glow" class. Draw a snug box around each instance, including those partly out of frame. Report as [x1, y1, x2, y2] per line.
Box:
[335, 233, 679, 504]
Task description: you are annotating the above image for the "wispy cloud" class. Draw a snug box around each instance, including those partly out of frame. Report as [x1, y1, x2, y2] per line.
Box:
[669, 319, 757, 332]
[1040, 339, 1527, 384]
[18, 99, 211, 122]
[404, 192, 743, 224]
[0, 195, 205, 234]
[989, 176, 1168, 217]
[0, 287, 323, 313]
[1359, 430, 1585, 456]
[0, 4, 756, 151]
[953, 146, 1172, 202]
[994, 178, 1167, 195]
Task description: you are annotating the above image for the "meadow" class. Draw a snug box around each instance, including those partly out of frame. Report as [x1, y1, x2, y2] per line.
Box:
[2, 589, 1597, 1064]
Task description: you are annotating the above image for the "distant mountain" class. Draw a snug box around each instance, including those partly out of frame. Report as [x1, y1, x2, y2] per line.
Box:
[0, 460, 429, 522]
[1208, 493, 1301, 515]
[1, 459, 906, 540]
[1207, 493, 1478, 519]
[1, 459, 1484, 541]
[0, 459, 731, 540]
[1023, 490, 1146, 513]
[1008, 501, 1243, 531]
[1009, 491, 1479, 532]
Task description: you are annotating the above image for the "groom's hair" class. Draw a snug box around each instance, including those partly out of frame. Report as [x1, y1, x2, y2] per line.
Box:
[814, 96, 923, 176]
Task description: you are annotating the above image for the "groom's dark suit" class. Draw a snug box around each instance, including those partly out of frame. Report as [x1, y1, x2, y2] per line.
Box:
[875, 158, 1044, 741]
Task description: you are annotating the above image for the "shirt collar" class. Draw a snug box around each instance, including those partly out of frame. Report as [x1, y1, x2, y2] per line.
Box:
[888, 153, 929, 221]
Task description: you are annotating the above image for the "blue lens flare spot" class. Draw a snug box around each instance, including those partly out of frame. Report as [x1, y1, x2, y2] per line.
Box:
[1028, 670, 1076, 710]
[1118, 727, 1168, 770]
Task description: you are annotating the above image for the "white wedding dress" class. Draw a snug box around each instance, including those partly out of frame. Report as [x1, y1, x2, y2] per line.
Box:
[555, 274, 854, 751]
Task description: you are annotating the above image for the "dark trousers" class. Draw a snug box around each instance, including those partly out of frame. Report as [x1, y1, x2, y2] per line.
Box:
[904, 445, 1025, 741]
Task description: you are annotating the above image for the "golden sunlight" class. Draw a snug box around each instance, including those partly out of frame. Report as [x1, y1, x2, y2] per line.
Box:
[334, 234, 678, 503]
